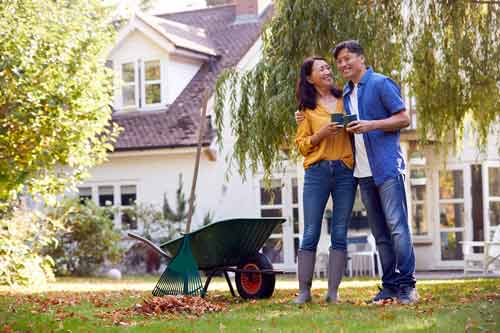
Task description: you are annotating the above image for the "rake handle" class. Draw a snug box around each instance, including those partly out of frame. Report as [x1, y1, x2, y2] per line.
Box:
[185, 91, 209, 234]
[127, 232, 171, 259]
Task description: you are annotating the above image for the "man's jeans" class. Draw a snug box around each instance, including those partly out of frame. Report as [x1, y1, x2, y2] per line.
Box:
[358, 175, 416, 288]
[301, 160, 357, 252]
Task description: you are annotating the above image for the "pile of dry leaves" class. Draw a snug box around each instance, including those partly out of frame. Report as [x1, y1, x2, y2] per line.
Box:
[94, 295, 227, 325]
[132, 295, 226, 316]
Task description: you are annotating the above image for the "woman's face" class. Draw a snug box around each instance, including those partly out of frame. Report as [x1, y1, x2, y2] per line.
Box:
[307, 59, 333, 90]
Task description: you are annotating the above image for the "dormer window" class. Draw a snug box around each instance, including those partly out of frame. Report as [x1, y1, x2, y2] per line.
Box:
[121, 62, 137, 108]
[118, 59, 163, 110]
[143, 60, 162, 106]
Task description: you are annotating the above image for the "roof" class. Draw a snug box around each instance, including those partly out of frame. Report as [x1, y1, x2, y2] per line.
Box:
[112, 4, 272, 151]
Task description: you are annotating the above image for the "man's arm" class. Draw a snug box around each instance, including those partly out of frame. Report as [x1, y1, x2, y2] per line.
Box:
[346, 110, 409, 134]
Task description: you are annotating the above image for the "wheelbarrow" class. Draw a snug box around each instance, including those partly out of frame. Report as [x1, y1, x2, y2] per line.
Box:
[129, 217, 285, 299]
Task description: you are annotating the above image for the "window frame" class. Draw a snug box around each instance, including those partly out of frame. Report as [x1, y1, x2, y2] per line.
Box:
[140, 58, 163, 109]
[120, 61, 139, 109]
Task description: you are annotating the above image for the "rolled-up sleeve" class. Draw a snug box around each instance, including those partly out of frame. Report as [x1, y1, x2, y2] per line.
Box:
[295, 117, 316, 156]
[380, 78, 406, 115]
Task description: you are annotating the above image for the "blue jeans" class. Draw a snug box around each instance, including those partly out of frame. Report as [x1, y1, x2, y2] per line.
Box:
[358, 175, 416, 288]
[301, 160, 357, 252]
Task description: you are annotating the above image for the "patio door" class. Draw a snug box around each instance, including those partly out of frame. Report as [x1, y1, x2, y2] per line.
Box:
[436, 165, 471, 266]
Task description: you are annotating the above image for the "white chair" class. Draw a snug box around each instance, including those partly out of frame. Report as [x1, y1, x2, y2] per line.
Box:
[462, 226, 500, 275]
[315, 252, 329, 278]
[347, 234, 382, 277]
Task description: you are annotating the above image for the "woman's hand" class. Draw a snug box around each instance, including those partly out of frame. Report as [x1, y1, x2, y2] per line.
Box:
[295, 111, 305, 124]
[312, 122, 343, 145]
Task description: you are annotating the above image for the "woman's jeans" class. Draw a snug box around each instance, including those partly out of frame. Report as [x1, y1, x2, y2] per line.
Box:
[301, 160, 357, 252]
[358, 175, 416, 289]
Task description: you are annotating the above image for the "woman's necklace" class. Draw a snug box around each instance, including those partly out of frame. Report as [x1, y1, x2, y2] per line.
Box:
[319, 95, 337, 114]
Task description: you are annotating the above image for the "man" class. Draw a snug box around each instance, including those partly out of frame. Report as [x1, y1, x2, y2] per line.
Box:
[295, 40, 418, 304]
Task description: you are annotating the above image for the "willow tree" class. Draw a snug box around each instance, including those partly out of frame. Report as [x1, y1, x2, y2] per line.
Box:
[0, 0, 120, 214]
[408, 1, 500, 147]
[214, 0, 500, 180]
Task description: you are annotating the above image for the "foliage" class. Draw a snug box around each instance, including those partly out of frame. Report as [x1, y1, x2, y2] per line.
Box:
[214, 0, 500, 180]
[163, 174, 194, 234]
[0, 278, 499, 332]
[0, 0, 120, 215]
[46, 198, 123, 276]
[0, 205, 61, 286]
[407, 1, 500, 147]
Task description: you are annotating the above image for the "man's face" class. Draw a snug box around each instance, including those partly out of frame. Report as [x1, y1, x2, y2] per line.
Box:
[335, 48, 365, 81]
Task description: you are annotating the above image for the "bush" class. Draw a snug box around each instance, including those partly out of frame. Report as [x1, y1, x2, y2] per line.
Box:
[47, 198, 123, 276]
[0, 205, 59, 286]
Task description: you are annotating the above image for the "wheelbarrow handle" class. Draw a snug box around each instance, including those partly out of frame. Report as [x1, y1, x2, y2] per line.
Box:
[127, 232, 171, 260]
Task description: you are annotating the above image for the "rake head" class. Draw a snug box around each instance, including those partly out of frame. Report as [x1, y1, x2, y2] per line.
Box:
[152, 235, 204, 297]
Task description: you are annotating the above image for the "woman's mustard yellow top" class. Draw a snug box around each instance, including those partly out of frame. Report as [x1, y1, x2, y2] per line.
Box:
[295, 98, 354, 169]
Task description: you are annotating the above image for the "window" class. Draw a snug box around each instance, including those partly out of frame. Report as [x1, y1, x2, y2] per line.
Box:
[260, 179, 284, 263]
[410, 168, 428, 236]
[121, 62, 136, 107]
[488, 167, 500, 228]
[98, 185, 115, 221]
[98, 186, 114, 207]
[291, 178, 300, 263]
[143, 60, 161, 105]
[438, 170, 465, 261]
[120, 185, 137, 230]
[121, 185, 137, 206]
[119, 59, 163, 109]
[78, 187, 92, 204]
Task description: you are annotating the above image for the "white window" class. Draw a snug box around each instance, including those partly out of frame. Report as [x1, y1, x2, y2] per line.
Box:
[77, 187, 92, 204]
[487, 166, 500, 230]
[410, 167, 429, 237]
[142, 60, 162, 106]
[119, 59, 163, 110]
[121, 62, 137, 107]
[438, 169, 465, 261]
[120, 185, 137, 230]
[260, 179, 285, 264]
[98, 185, 114, 207]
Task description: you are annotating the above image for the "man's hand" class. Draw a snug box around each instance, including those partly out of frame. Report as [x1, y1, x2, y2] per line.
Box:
[295, 111, 305, 124]
[346, 120, 375, 134]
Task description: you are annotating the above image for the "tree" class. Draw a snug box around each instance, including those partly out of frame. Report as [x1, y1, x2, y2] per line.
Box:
[0, 0, 120, 215]
[214, 0, 500, 180]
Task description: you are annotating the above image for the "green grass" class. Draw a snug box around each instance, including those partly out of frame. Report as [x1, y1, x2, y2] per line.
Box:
[0, 277, 498, 333]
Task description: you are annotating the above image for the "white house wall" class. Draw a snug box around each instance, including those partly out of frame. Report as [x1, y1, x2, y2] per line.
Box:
[166, 55, 202, 105]
[83, 150, 258, 231]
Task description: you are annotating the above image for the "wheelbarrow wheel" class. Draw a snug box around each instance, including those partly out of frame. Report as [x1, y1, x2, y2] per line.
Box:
[235, 253, 275, 299]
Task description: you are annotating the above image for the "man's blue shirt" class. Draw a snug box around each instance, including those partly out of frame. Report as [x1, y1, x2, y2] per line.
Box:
[343, 67, 406, 186]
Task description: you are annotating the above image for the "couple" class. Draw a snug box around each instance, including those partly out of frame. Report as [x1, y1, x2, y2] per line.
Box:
[294, 40, 417, 305]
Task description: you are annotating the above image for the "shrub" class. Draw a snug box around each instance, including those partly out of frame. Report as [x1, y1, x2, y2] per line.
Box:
[0, 205, 59, 286]
[47, 198, 123, 276]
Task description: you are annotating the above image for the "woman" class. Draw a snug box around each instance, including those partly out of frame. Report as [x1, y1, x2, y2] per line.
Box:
[294, 57, 357, 304]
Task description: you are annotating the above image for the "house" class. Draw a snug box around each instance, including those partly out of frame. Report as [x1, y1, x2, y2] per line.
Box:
[78, 0, 500, 273]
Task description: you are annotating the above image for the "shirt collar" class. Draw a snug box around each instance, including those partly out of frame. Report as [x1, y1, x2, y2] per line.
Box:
[343, 67, 373, 97]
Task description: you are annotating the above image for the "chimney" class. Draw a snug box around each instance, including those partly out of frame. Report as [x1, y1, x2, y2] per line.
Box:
[235, 0, 266, 24]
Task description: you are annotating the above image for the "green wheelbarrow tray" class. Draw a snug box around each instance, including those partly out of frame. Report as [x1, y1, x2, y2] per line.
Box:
[130, 218, 286, 299]
[160, 218, 285, 270]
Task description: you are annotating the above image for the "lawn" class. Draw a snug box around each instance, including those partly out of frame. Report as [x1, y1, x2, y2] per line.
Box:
[0, 276, 498, 333]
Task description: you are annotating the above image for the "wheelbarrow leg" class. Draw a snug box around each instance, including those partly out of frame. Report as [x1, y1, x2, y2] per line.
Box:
[202, 270, 217, 298]
[223, 270, 236, 297]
